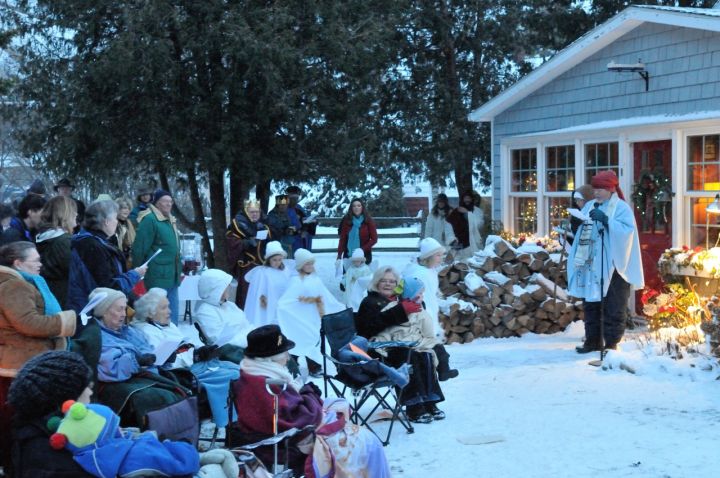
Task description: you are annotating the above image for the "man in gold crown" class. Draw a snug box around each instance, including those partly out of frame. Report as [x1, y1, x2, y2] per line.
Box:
[266, 194, 296, 257]
[226, 198, 272, 308]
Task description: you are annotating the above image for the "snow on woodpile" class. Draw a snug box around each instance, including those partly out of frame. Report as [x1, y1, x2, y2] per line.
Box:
[437, 236, 583, 344]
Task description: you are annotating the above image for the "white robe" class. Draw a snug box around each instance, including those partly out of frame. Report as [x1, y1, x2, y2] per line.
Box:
[342, 264, 372, 310]
[567, 193, 644, 302]
[403, 261, 443, 336]
[132, 321, 193, 368]
[244, 265, 293, 327]
[276, 274, 344, 370]
[424, 213, 456, 246]
[195, 300, 253, 348]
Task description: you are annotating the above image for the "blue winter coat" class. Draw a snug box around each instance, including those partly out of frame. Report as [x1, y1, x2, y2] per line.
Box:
[97, 320, 157, 382]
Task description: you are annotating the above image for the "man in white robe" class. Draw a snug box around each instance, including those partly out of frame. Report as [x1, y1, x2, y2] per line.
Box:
[567, 170, 644, 353]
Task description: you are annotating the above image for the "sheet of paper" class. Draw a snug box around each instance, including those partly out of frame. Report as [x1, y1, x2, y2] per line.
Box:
[302, 213, 317, 224]
[140, 248, 163, 269]
[153, 339, 182, 365]
[79, 291, 107, 326]
[568, 208, 590, 222]
[256, 229, 268, 240]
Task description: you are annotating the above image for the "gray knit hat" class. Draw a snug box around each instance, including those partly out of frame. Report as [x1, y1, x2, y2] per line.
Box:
[8, 351, 92, 419]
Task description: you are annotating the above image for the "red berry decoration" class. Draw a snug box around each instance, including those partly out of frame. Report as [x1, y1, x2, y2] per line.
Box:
[49, 433, 67, 450]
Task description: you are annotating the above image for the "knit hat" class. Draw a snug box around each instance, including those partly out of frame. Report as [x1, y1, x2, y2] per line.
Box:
[48, 401, 119, 452]
[244, 325, 296, 358]
[94, 194, 113, 203]
[264, 241, 287, 260]
[89, 287, 127, 317]
[153, 189, 172, 204]
[419, 237, 445, 260]
[294, 248, 315, 270]
[8, 351, 92, 419]
[351, 248, 365, 261]
[401, 275, 425, 300]
[27, 179, 47, 197]
[285, 185, 302, 196]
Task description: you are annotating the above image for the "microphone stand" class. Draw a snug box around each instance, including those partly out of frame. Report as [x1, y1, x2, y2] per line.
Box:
[590, 205, 606, 367]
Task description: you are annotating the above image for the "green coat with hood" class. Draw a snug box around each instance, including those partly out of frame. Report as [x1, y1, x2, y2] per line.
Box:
[131, 205, 181, 289]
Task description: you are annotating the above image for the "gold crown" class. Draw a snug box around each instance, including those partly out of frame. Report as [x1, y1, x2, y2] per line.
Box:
[244, 198, 261, 209]
[275, 196, 289, 205]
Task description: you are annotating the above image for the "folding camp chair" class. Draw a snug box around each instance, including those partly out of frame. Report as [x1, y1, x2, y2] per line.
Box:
[320, 307, 414, 446]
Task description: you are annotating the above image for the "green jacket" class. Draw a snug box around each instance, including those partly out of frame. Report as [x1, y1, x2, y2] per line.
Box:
[132, 205, 181, 289]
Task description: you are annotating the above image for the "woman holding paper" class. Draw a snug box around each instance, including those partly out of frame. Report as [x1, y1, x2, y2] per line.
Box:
[92, 287, 189, 426]
[0, 241, 77, 469]
[133, 288, 239, 428]
[226, 198, 272, 308]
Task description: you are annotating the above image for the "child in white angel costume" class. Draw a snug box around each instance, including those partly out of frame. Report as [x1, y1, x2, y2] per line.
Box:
[342, 248, 372, 312]
[244, 241, 293, 327]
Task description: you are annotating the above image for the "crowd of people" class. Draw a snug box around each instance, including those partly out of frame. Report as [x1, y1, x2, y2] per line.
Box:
[0, 181, 464, 478]
[0, 173, 642, 477]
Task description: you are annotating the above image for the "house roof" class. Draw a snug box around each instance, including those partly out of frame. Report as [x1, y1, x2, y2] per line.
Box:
[468, 6, 720, 123]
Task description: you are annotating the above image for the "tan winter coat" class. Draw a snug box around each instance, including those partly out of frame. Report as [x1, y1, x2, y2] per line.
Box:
[0, 265, 76, 377]
[371, 304, 440, 366]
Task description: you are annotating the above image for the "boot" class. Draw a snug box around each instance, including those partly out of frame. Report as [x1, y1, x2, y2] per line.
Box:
[433, 344, 459, 381]
[575, 341, 601, 354]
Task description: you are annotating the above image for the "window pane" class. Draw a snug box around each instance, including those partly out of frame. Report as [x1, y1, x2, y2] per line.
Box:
[548, 197, 571, 234]
[546, 145, 575, 192]
[513, 197, 537, 233]
[511, 148, 537, 192]
[585, 142, 619, 183]
[688, 135, 720, 191]
[690, 197, 720, 248]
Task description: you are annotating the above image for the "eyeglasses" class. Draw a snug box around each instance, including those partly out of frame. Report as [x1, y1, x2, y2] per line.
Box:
[378, 279, 397, 285]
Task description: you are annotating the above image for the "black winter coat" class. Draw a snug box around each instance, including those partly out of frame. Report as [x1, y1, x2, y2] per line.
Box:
[12, 416, 94, 478]
[354, 291, 409, 339]
[36, 232, 72, 306]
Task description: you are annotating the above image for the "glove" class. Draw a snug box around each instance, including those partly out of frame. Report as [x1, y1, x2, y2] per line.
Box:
[401, 299, 422, 315]
[195, 345, 220, 362]
[137, 353, 156, 367]
[589, 208, 609, 226]
[243, 238, 258, 249]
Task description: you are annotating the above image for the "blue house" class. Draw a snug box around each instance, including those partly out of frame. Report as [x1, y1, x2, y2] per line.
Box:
[469, 4, 720, 287]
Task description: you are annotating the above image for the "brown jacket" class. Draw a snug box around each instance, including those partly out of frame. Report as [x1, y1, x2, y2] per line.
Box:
[0, 266, 76, 377]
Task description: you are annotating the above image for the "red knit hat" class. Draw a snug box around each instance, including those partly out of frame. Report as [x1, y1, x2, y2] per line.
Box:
[591, 170, 625, 200]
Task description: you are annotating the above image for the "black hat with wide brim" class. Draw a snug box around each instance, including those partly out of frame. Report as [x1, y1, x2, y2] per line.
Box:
[53, 177, 75, 191]
[244, 325, 296, 358]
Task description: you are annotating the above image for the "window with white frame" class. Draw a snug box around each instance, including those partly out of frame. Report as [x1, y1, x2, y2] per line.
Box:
[584, 142, 619, 183]
[510, 148, 537, 233]
[688, 134, 720, 248]
[546, 145, 575, 232]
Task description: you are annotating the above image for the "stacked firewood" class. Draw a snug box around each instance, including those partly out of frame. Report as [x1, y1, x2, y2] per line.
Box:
[439, 236, 583, 344]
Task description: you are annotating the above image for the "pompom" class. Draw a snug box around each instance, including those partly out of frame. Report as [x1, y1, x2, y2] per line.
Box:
[49, 433, 67, 450]
[61, 400, 76, 414]
[69, 402, 88, 420]
[46, 416, 62, 432]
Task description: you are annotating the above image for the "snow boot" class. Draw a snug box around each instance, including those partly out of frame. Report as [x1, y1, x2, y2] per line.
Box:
[406, 404, 433, 424]
[433, 344, 459, 381]
[575, 341, 602, 354]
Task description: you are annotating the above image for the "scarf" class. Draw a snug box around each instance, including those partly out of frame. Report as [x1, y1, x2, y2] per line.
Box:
[18, 270, 62, 315]
[240, 356, 304, 392]
[347, 215, 363, 254]
[573, 194, 621, 268]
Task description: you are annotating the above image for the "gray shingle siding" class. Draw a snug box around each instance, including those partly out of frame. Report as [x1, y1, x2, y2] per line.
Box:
[491, 22, 720, 220]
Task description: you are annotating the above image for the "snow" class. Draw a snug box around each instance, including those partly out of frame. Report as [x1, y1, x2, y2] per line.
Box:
[182, 250, 720, 477]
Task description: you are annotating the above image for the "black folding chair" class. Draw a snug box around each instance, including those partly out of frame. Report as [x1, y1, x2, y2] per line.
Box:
[320, 308, 414, 446]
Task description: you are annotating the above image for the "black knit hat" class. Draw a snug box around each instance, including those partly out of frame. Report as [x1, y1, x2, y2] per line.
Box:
[8, 351, 92, 419]
[53, 177, 75, 191]
[244, 325, 296, 358]
[153, 188, 172, 204]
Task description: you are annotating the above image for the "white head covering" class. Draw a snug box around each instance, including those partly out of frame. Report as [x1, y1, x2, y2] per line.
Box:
[198, 268, 233, 306]
[419, 237, 445, 260]
[264, 241, 287, 260]
[89, 287, 127, 317]
[294, 248, 315, 271]
[351, 248, 365, 261]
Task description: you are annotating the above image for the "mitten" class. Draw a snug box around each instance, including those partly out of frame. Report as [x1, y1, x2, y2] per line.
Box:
[137, 353, 156, 367]
[401, 299, 422, 315]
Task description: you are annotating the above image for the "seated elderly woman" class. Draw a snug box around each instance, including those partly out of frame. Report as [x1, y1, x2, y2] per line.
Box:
[195, 268, 253, 363]
[91, 287, 189, 426]
[355, 266, 446, 424]
[133, 287, 239, 428]
[232, 325, 391, 477]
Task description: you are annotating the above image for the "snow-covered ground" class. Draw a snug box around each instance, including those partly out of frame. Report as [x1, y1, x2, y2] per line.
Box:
[183, 249, 720, 477]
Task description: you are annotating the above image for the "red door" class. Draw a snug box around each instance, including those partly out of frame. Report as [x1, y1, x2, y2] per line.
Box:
[632, 140, 673, 299]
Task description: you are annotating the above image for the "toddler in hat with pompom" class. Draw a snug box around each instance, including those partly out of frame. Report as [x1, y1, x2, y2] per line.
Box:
[342, 248, 372, 311]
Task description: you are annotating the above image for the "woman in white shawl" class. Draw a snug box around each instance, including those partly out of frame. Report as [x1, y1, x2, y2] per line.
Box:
[243, 241, 293, 327]
[424, 193, 456, 246]
[403, 237, 447, 337]
[276, 249, 344, 373]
